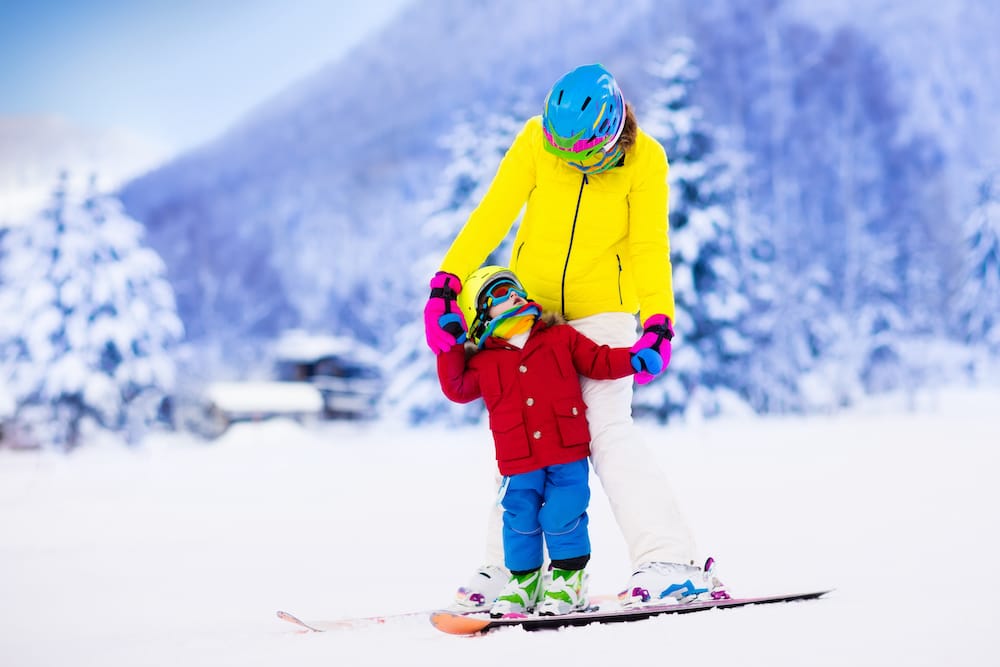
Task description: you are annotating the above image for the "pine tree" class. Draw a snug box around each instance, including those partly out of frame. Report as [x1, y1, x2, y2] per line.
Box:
[820, 28, 908, 397]
[955, 173, 1000, 352]
[635, 39, 755, 420]
[385, 105, 527, 424]
[0, 174, 183, 448]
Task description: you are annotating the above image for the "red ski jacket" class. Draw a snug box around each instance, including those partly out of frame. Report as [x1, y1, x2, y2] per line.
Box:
[436, 316, 636, 475]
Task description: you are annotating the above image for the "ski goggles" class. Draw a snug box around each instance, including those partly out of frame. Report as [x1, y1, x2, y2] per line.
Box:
[477, 279, 527, 313]
[543, 125, 610, 160]
[566, 144, 624, 174]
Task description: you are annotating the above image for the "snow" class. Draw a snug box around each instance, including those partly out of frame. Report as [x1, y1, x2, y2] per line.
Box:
[1, 386, 997, 666]
[204, 381, 324, 415]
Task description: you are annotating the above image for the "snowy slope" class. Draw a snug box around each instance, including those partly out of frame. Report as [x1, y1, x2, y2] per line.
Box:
[0, 115, 169, 224]
[1, 386, 996, 666]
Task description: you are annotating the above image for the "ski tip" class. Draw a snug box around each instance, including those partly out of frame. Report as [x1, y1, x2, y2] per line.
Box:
[276, 610, 325, 632]
[754, 589, 834, 602]
[430, 610, 493, 636]
[804, 589, 835, 599]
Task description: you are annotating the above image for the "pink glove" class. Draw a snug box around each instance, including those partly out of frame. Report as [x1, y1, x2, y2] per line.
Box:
[630, 314, 673, 385]
[424, 272, 467, 354]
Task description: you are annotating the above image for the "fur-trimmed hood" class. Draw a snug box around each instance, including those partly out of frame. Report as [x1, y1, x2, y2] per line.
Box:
[538, 310, 565, 327]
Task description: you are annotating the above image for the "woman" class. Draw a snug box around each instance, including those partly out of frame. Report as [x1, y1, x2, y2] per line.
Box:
[424, 64, 724, 608]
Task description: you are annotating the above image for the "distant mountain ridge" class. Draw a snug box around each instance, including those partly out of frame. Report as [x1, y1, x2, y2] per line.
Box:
[118, 0, 667, 345]
[118, 0, 1000, 355]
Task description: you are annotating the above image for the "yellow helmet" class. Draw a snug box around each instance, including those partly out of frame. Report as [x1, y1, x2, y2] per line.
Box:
[458, 266, 525, 345]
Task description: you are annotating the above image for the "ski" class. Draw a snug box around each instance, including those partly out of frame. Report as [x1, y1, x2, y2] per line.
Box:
[430, 589, 832, 635]
[277, 607, 450, 632]
[277, 593, 619, 632]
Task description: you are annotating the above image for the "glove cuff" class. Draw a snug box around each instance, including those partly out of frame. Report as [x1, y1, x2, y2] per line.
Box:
[429, 271, 462, 299]
[643, 314, 674, 341]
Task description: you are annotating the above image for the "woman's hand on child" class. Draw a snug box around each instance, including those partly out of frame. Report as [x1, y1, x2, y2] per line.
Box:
[630, 314, 673, 384]
[424, 272, 467, 353]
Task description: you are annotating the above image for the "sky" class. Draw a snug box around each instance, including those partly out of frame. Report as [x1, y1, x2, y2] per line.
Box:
[0, 0, 413, 154]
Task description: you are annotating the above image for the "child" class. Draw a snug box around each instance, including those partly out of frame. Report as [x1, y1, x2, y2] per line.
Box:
[435, 266, 664, 617]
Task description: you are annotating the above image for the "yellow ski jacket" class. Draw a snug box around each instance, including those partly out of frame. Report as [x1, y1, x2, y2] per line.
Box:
[440, 115, 675, 324]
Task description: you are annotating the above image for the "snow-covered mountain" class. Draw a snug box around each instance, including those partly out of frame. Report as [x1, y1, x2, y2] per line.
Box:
[117, 0, 1000, 361]
[119, 0, 669, 344]
[0, 115, 170, 224]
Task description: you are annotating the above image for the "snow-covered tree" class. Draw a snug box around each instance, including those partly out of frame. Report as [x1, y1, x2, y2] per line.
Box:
[955, 173, 1000, 352]
[385, 104, 528, 424]
[0, 174, 183, 448]
[803, 28, 912, 397]
[635, 39, 754, 420]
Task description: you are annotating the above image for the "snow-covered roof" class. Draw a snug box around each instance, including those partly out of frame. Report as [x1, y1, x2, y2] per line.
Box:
[205, 381, 324, 415]
[272, 330, 383, 367]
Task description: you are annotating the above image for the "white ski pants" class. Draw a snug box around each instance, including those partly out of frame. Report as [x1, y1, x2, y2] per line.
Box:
[483, 312, 698, 570]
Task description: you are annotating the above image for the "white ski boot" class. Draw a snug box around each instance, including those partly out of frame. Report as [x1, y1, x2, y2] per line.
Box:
[620, 557, 730, 607]
[454, 564, 509, 609]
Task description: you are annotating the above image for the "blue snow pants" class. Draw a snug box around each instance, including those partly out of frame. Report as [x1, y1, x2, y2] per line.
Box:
[500, 458, 591, 572]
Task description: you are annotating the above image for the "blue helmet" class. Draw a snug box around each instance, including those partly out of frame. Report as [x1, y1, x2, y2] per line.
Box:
[542, 64, 626, 173]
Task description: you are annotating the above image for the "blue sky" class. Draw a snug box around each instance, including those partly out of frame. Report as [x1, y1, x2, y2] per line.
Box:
[0, 0, 412, 153]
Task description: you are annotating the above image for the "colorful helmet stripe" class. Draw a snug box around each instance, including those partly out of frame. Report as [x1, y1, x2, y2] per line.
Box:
[543, 90, 625, 158]
[565, 144, 624, 175]
[542, 64, 625, 164]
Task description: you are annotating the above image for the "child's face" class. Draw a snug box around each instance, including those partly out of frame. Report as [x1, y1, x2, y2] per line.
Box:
[488, 292, 527, 319]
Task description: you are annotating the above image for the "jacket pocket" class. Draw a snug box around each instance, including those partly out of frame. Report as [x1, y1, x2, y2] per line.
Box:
[554, 398, 590, 447]
[552, 347, 577, 380]
[490, 409, 531, 462]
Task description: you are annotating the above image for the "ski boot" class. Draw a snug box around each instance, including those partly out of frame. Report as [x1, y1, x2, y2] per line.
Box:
[537, 567, 589, 616]
[620, 557, 730, 607]
[454, 564, 509, 609]
[489, 569, 542, 618]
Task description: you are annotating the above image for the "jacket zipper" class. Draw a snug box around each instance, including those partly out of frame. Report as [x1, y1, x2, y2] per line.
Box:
[615, 254, 623, 304]
[561, 173, 588, 317]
